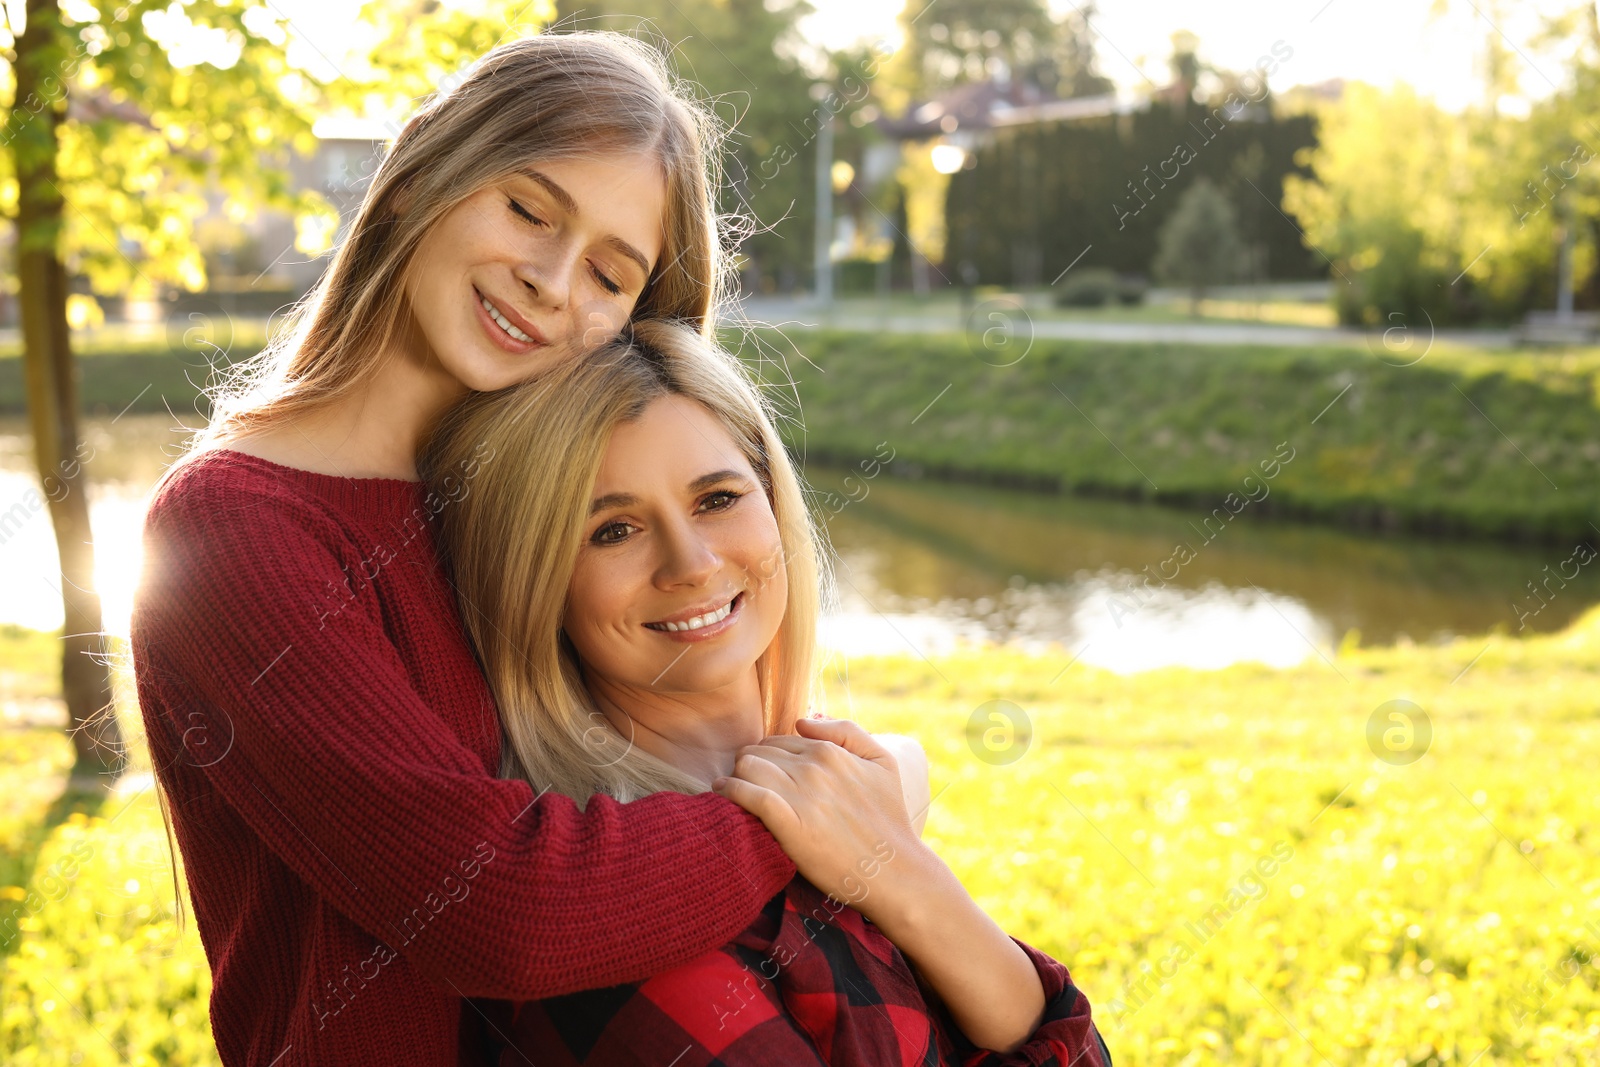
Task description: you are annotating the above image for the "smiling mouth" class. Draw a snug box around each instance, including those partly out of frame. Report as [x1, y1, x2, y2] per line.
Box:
[644, 592, 743, 633]
[475, 287, 540, 344]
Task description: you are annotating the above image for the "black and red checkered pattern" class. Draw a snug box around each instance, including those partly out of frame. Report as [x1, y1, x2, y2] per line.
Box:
[484, 876, 1112, 1067]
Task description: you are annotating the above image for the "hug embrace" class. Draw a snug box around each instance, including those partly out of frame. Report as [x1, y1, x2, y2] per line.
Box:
[130, 31, 1113, 1067]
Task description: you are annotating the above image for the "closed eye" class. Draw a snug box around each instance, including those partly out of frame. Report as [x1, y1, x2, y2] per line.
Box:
[509, 197, 625, 296]
[507, 197, 544, 227]
[592, 265, 623, 296]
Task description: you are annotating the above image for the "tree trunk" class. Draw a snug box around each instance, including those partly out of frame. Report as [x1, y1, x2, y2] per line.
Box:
[12, 0, 124, 782]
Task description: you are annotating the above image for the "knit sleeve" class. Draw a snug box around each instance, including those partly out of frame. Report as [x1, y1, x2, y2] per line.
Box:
[935, 938, 1114, 1067]
[131, 463, 796, 999]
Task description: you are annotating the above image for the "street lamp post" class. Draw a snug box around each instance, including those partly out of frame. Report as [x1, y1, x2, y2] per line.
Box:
[814, 115, 834, 305]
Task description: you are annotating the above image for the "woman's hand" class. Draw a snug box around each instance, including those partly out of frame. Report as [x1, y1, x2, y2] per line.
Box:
[714, 718, 1047, 1052]
[712, 717, 928, 916]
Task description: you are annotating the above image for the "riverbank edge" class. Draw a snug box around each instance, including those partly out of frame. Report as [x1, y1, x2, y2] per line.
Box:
[735, 330, 1600, 548]
[4, 333, 1599, 546]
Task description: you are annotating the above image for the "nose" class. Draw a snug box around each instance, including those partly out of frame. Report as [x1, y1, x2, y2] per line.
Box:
[514, 238, 574, 312]
[654, 517, 720, 590]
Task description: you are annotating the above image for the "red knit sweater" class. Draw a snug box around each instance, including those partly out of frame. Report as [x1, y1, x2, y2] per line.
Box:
[130, 448, 797, 1067]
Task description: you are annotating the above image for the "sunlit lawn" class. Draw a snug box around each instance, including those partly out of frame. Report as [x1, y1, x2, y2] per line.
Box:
[4, 610, 1599, 1064]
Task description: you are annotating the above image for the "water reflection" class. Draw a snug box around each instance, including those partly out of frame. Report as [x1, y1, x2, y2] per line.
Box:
[809, 467, 1600, 673]
[3, 419, 1595, 677]
[0, 415, 188, 634]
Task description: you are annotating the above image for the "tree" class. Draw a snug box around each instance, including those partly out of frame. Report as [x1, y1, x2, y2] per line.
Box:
[898, 0, 1057, 94]
[1055, 2, 1113, 99]
[1283, 81, 1582, 325]
[1153, 177, 1246, 314]
[1, 0, 549, 783]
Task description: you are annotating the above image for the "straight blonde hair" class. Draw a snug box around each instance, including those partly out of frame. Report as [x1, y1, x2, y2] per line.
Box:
[189, 30, 727, 456]
[421, 319, 826, 805]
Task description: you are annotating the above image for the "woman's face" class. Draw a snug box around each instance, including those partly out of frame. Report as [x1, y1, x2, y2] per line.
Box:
[564, 394, 788, 699]
[403, 150, 668, 392]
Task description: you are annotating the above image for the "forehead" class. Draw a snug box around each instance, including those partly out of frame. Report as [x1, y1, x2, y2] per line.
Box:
[595, 394, 749, 489]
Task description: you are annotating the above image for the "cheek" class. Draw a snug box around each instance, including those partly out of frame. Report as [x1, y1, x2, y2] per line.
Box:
[569, 299, 630, 354]
[565, 560, 633, 651]
[743, 518, 788, 617]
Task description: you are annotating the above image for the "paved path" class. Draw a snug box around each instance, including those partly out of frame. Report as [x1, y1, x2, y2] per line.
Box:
[733, 298, 1517, 350]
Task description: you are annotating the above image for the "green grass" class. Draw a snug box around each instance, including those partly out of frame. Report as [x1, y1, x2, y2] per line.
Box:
[0, 326, 266, 418]
[4, 609, 1599, 1064]
[732, 330, 1600, 543]
[6, 324, 1598, 541]
[813, 606, 1600, 1064]
[786, 289, 1342, 328]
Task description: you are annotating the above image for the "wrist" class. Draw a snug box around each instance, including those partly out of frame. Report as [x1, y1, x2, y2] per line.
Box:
[852, 838, 954, 941]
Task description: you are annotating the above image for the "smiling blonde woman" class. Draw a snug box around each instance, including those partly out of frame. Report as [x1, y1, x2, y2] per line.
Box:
[421, 318, 1113, 1065]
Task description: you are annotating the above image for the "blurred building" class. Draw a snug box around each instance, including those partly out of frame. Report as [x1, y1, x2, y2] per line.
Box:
[196, 116, 394, 308]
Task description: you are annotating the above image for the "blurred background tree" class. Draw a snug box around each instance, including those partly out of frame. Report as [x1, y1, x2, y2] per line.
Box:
[1154, 177, 1246, 314]
[897, 0, 1055, 93]
[0, 0, 554, 781]
[1282, 3, 1600, 325]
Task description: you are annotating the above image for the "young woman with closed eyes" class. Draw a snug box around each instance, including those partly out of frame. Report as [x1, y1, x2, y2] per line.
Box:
[130, 32, 913, 1067]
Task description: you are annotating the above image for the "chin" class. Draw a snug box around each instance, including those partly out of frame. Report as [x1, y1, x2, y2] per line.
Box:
[651, 652, 761, 696]
[445, 349, 555, 394]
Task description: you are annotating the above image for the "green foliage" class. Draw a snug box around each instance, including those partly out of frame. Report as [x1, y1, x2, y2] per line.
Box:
[732, 329, 1600, 541]
[1153, 177, 1246, 305]
[1, 724, 216, 1066]
[893, 0, 1111, 99]
[1050, 266, 1144, 308]
[1283, 82, 1596, 326]
[0, 1, 559, 300]
[944, 103, 1319, 286]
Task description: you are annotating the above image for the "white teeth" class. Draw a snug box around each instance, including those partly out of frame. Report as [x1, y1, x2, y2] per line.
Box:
[479, 294, 535, 343]
[648, 597, 737, 633]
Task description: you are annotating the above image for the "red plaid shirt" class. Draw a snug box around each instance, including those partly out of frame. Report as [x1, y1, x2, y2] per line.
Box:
[476, 876, 1112, 1066]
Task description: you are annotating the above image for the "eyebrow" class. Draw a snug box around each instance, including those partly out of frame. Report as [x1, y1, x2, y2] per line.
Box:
[519, 168, 654, 279]
[589, 470, 751, 517]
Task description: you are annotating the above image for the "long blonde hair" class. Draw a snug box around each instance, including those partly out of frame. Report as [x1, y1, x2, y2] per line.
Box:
[191, 30, 727, 454]
[421, 319, 825, 805]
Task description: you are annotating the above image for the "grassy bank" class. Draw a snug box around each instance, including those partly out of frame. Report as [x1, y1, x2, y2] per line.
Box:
[3, 612, 1598, 1063]
[733, 331, 1600, 544]
[0, 330, 264, 419]
[4, 327, 1598, 544]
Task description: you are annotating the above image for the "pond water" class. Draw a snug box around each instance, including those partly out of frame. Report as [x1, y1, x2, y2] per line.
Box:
[805, 466, 1600, 672]
[4, 416, 1596, 673]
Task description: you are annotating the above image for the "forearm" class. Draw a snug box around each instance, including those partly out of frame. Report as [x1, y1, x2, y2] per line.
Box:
[865, 843, 1045, 1053]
